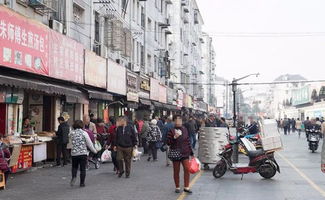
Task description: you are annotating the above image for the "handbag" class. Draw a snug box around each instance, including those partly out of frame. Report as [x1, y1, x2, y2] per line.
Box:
[101, 149, 112, 163]
[94, 140, 102, 152]
[155, 141, 163, 149]
[168, 148, 182, 161]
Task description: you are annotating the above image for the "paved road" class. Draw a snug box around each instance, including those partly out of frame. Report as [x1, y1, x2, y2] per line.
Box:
[186, 132, 325, 200]
[1, 132, 325, 200]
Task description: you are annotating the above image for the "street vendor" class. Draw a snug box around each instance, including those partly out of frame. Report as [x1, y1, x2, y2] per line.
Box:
[22, 117, 34, 135]
[0, 135, 11, 184]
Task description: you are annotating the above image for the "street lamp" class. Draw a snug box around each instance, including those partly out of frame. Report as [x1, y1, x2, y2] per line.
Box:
[231, 73, 259, 163]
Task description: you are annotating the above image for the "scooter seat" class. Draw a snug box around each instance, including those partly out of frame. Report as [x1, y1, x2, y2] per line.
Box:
[247, 149, 264, 158]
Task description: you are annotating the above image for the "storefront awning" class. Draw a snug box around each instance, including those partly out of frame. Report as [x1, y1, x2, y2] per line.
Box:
[152, 101, 163, 108]
[127, 102, 138, 109]
[0, 75, 49, 92]
[87, 90, 113, 101]
[166, 104, 178, 111]
[139, 98, 152, 106]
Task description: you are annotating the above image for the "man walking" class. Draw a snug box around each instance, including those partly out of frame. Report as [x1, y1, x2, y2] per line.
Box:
[115, 116, 137, 178]
[56, 117, 70, 166]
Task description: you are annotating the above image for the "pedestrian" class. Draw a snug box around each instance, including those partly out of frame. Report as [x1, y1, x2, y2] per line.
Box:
[167, 114, 194, 194]
[187, 116, 197, 150]
[107, 117, 119, 174]
[83, 114, 97, 134]
[287, 118, 291, 134]
[70, 120, 97, 187]
[304, 117, 311, 138]
[135, 119, 144, 147]
[115, 116, 137, 178]
[205, 114, 217, 127]
[0, 135, 11, 184]
[56, 116, 70, 166]
[162, 116, 174, 166]
[146, 119, 162, 162]
[291, 118, 296, 133]
[296, 118, 302, 138]
[22, 117, 34, 135]
[96, 118, 108, 146]
[140, 117, 150, 155]
[283, 118, 289, 135]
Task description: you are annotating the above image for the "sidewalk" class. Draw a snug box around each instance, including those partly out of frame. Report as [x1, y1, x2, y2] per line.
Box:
[1, 150, 183, 200]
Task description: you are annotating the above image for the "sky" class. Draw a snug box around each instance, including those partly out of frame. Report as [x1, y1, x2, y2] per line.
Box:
[197, 0, 325, 83]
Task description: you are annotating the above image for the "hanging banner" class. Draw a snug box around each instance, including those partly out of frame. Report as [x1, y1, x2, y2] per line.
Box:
[159, 84, 167, 104]
[49, 30, 84, 84]
[107, 59, 126, 95]
[85, 50, 107, 88]
[150, 78, 160, 101]
[139, 76, 150, 99]
[126, 71, 139, 102]
[0, 6, 49, 75]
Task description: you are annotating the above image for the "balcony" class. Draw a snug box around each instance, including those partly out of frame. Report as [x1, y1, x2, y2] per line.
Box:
[158, 17, 171, 28]
[29, 0, 58, 13]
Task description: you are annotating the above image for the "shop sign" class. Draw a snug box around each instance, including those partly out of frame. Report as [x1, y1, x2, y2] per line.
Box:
[85, 50, 107, 88]
[187, 95, 193, 108]
[11, 145, 33, 173]
[140, 78, 150, 91]
[150, 78, 160, 101]
[177, 90, 183, 108]
[167, 88, 174, 104]
[49, 30, 84, 84]
[126, 72, 139, 102]
[183, 93, 188, 108]
[159, 84, 167, 104]
[127, 92, 139, 102]
[107, 59, 126, 95]
[138, 76, 150, 99]
[292, 86, 310, 106]
[0, 6, 49, 76]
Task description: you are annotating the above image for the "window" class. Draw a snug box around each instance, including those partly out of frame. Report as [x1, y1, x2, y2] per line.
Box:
[132, 0, 136, 21]
[319, 86, 325, 98]
[140, 45, 145, 67]
[141, 7, 145, 28]
[154, 55, 158, 73]
[94, 12, 100, 43]
[73, 3, 84, 25]
[147, 54, 152, 71]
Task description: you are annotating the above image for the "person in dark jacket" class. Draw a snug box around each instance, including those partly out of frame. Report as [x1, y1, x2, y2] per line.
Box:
[56, 117, 70, 166]
[0, 136, 10, 183]
[107, 117, 119, 174]
[167, 115, 194, 194]
[114, 116, 137, 178]
[162, 116, 174, 166]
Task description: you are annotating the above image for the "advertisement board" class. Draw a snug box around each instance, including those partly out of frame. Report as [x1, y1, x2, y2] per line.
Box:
[107, 59, 126, 95]
[139, 76, 150, 99]
[85, 50, 107, 88]
[158, 84, 167, 104]
[49, 30, 84, 83]
[0, 6, 49, 75]
[150, 78, 160, 101]
[126, 71, 139, 102]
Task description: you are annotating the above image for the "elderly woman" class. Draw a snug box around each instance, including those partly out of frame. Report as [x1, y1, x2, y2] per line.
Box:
[146, 119, 162, 162]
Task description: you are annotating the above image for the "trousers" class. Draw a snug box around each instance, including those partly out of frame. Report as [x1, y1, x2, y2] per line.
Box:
[172, 159, 190, 188]
[117, 146, 133, 176]
[71, 155, 87, 185]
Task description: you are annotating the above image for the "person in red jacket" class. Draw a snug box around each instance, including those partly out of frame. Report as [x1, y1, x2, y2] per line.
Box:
[167, 114, 193, 194]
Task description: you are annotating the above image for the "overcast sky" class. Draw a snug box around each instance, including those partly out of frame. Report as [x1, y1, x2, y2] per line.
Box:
[197, 0, 325, 83]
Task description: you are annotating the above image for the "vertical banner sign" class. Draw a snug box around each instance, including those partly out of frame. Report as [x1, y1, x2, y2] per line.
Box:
[49, 30, 84, 83]
[107, 59, 127, 95]
[0, 6, 49, 75]
[150, 78, 160, 101]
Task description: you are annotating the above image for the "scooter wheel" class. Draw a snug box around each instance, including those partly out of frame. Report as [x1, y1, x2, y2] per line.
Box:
[213, 159, 227, 179]
[259, 163, 276, 179]
[95, 161, 101, 169]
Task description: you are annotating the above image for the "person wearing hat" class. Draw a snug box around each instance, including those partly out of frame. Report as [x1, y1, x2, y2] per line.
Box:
[146, 119, 162, 162]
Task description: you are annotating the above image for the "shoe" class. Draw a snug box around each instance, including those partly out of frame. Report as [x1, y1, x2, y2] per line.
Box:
[125, 175, 130, 178]
[147, 157, 151, 162]
[184, 189, 193, 194]
[80, 183, 85, 187]
[153, 159, 158, 162]
[118, 171, 124, 178]
[175, 188, 181, 193]
[70, 178, 76, 187]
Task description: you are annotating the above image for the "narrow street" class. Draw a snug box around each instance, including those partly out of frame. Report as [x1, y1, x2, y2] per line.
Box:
[1, 131, 325, 200]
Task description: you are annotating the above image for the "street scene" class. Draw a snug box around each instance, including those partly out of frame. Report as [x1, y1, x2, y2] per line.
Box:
[1, 0, 325, 200]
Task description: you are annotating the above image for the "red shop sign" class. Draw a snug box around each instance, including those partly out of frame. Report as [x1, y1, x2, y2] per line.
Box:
[0, 6, 49, 75]
[49, 30, 84, 83]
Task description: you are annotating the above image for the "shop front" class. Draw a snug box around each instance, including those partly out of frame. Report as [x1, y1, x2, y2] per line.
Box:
[126, 71, 139, 121]
[137, 75, 151, 120]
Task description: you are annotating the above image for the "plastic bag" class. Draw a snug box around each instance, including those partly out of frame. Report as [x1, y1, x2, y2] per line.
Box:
[189, 157, 201, 174]
[133, 148, 139, 157]
[94, 140, 102, 152]
[101, 149, 112, 163]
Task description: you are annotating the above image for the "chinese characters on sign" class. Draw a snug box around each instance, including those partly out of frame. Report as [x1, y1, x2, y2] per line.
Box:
[49, 30, 84, 83]
[85, 50, 107, 88]
[150, 78, 160, 101]
[139, 76, 150, 99]
[0, 6, 49, 75]
[107, 59, 126, 95]
[126, 72, 139, 102]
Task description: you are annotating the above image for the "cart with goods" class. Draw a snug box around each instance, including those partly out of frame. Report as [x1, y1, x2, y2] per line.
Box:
[198, 127, 228, 170]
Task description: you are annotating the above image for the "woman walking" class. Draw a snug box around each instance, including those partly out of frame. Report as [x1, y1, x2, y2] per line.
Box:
[167, 115, 194, 194]
[70, 120, 97, 187]
[146, 119, 162, 162]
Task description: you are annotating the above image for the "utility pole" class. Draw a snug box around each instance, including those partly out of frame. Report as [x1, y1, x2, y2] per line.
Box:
[231, 73, 259, 163]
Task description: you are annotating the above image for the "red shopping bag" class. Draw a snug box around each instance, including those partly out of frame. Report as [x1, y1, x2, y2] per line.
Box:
[189, 157, 201, 174]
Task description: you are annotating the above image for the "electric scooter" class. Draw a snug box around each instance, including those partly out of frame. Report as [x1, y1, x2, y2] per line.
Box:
[213, 134, 280, 179]
[306, 128, 321, 153]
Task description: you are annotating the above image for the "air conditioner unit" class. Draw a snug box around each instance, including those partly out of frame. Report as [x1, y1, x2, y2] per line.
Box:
[49, 19, 63, 34]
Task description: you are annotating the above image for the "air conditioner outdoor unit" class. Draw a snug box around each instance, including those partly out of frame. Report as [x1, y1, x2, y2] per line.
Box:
[49, 19, 63, 34]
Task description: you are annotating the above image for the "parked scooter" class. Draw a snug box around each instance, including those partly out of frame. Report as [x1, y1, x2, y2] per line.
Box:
[213, 134, 280, 179]
[306, 128, 321, 153]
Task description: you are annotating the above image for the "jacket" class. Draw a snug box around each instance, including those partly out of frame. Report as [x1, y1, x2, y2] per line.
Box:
[140, 121, 150, 139]
[0, 143, 10, 171]
[56, 122, 70, 144]
[167, 126, 193, 158]
[115, 125, 137, 148]
[146, 125, 162, 142]
[70, 129, 97, 156]
[162, 122, 174, 143]
[85, 122, 97, 134]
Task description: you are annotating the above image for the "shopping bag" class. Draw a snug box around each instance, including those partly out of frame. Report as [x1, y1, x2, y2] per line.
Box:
[101, 149, 112, 163]
[189, 157, 201, 174]
[133, 148, 139, 157]
[94, 140, 102, 152]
